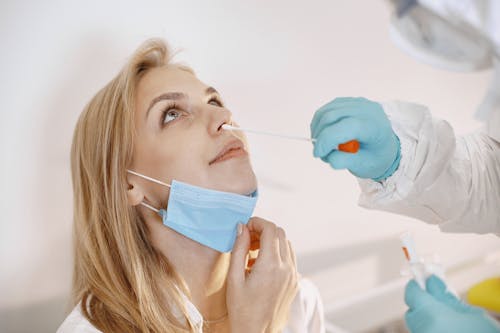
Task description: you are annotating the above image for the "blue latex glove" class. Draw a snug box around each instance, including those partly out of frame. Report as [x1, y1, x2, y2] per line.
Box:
[405, 275, 500, 333]
[310, 97, 401, 181]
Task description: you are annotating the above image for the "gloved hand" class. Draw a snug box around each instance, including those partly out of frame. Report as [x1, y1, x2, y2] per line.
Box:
[405, 275, 500, 333]
[310, 97, 401, 181]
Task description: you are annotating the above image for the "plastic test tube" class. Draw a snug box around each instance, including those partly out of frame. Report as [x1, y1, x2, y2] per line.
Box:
[400, 232, 427, 290]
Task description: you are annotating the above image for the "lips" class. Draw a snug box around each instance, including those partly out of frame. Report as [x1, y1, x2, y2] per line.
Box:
[209, 139, 247, 165]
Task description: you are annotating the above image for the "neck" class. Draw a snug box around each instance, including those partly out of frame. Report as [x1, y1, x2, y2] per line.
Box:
[144, 209, 230, 321]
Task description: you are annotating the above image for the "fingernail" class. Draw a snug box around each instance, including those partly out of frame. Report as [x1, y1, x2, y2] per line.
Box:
[237, 223, 243, 236]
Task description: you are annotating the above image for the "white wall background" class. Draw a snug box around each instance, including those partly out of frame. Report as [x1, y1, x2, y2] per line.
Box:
[1, 1, 499, 332]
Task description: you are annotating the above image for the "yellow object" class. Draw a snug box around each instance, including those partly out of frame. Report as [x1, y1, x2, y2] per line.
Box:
[467, 277, 500, 313]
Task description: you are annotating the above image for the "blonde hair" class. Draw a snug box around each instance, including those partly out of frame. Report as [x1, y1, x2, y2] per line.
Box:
[70, 39, 198, 333]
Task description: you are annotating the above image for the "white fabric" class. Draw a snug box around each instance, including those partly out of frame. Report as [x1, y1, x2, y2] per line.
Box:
[358, 101, 500, 234]
[389, 4, 493, 72]
[390, 0, 500, 66]
[417, 0, 500, 53]
[389, 0, 500, 141]
[477, 58, 500, 142]
[56, 278, 325, 333]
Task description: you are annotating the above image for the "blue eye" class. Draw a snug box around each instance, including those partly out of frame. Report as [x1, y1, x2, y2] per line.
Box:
[162, 109, 181, 125]
[208, 98, 223, 107]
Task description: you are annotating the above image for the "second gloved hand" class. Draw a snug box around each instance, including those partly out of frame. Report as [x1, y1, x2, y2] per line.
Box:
[405, 275, 500, 333]
[310, 97, 401, 181]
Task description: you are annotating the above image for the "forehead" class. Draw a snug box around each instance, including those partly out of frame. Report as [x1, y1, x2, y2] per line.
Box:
[136, 66, 206, 104]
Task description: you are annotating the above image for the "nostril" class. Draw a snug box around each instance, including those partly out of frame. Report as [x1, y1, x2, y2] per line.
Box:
[218, 121, 232, 132]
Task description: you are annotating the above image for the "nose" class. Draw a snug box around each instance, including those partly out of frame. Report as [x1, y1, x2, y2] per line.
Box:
[207, 106, 232, 136]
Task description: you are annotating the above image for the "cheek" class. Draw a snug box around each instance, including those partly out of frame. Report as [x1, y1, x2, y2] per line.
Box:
[134, 133, 190, 177]
[159, 132, 211, 184]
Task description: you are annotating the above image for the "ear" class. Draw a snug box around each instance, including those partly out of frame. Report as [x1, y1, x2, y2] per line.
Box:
[127, 177, 144, 206]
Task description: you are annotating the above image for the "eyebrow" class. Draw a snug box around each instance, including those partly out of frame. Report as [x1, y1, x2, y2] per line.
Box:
[146, 87, 220, 118]
[146, 92, 186, 118]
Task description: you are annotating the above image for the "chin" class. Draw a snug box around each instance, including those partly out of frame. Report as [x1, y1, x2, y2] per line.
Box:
[228, 171, 257, 195]
[240, 172, 258, 195]
[211, 167, 257, 195]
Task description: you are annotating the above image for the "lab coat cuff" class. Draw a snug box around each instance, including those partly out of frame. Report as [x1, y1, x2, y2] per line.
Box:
[356, 101, 424, 206]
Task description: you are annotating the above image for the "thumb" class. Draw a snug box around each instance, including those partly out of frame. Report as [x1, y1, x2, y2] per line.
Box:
[228, 223, 250, 285]
[405, 280, 434, 310]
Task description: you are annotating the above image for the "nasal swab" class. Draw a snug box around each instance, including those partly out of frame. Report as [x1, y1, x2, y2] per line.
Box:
[222, 124, 360, 153]
[222, 124, 315, 142]
[400, 232, 427, 290]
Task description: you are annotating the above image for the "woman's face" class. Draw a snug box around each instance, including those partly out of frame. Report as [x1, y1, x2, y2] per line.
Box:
[130, 66, 257, 206]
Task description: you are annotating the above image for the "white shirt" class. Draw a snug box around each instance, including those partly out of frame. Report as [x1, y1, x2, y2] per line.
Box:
[56, 278, 325, 333]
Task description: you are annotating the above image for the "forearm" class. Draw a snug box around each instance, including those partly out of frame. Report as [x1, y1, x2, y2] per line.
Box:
[358, 101, 500, 233]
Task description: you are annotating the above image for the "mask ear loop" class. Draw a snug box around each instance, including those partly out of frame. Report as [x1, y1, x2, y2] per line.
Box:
[127, 169, 171, 188]
[139, 201, 160, 213]
[126, 169, 171, 214]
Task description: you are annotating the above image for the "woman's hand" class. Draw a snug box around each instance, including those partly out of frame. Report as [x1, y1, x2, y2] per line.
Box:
[227, 217, 299, 333]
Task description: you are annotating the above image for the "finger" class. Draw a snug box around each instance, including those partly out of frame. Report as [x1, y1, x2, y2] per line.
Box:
[310, 97, 362, 135]
[228, 224, 250, 284]
[277, 227, 290, 263]
[313, 117, 363, 158]
[312, 106, 362, 139]
[247, 217, 280, 260]
[288, 240, 297, 270]
[404, 309, 426, 333]
[311, 97, 369, 137]
[425, 275, 447, 296]
[404, 280, 434, 310]
[323, 150, 356, 170]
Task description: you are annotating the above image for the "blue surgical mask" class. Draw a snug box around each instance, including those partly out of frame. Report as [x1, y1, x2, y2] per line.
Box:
[127, 170, 258, 252]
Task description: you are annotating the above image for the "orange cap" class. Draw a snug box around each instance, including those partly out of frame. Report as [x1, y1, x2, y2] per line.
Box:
[338, 140, 360, 153]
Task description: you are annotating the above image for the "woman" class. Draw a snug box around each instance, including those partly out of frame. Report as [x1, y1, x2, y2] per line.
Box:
[57, 38, 325, 332]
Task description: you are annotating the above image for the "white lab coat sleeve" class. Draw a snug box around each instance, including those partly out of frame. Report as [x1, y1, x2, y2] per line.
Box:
[357, 101, 500, 234]
[283, 278, 326, 333]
